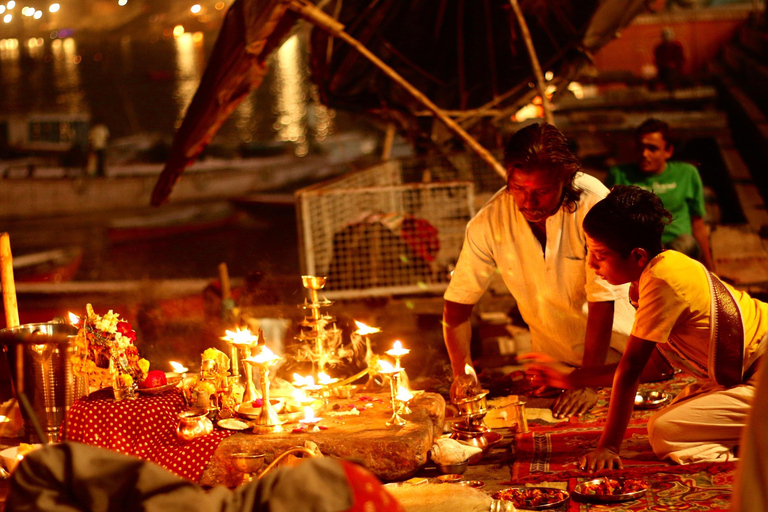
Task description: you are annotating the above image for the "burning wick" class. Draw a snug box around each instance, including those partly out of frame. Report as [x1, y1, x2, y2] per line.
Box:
[293, 374, 321, 391]
[223, 328, 258, 346]
[244, 346, 281, 366]
[169, 361, 188, 379]
[317, 372, 338, 386]
[354, 321, 381, 336]
[386, 340, 410, 369]
[298, 406, 322, 431]
[68, 312, 80, 326]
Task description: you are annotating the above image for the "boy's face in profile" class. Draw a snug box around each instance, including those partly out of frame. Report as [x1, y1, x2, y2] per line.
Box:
[586, 235, 642, 286]
[636, 131, 673, 175]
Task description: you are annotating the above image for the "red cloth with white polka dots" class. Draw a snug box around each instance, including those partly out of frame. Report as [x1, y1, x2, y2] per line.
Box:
[339, 460, 405, 512]
[62, 388, 232, 482]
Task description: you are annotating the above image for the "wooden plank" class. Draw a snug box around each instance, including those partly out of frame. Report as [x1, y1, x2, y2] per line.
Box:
[711, 225, 768, 288]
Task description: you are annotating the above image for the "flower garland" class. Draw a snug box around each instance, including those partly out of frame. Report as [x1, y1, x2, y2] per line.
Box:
[72, 304, 149, 392]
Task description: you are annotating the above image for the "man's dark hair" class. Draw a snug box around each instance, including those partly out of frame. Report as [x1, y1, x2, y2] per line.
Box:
[636, 118, 673, 149]
[503, 122, 582, 213]
[583, 185, 672, 258]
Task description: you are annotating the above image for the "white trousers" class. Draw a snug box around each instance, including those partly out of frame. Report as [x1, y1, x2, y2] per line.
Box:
[647, 377, 755, 464]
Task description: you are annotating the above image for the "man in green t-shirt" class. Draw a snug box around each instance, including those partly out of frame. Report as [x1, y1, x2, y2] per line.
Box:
[605, 118, 714, 269]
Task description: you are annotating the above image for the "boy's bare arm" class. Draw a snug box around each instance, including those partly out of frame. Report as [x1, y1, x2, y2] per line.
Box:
[582, 335, 657, 472]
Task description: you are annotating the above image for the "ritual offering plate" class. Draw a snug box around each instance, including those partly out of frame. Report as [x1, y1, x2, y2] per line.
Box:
[634, 390, 671, 410]
[461, 480, 485, 489]
[437, 474, 464, 483]
[138, 382, 180, 395]
[217, 418, 250, 431]
[573, 478, 649, 503]
[236, 399, 285, 419]
[491, 487, 569, 510]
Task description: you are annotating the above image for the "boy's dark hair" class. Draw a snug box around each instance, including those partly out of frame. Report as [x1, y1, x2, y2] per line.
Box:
[583, 185, 672, 258]
[504, 122, 582, 213]
[636, 118, 673, 149]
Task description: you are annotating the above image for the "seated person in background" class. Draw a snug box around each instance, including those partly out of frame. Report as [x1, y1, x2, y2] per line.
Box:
[606, 118, 714, 269]
[7, 442, 403, 512]
[530, 185, 766, 471]
[444, 122, 668, 420]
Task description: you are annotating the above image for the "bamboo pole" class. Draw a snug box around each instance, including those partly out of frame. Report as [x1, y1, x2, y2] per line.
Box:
[508, 0, 554, 125]
[288, 0, 507, 180]
[0, 232, 22, 394]
[381, 122, 396, 161]
[0, 233, 19, 329]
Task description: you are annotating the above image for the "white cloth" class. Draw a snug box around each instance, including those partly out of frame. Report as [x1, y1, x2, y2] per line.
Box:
[648, 377, 755, 464]
[444, 173, 634, 366]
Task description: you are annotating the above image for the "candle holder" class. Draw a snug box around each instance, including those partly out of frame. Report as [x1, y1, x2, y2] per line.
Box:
[300, 275, 334, 373]
[223, 329, 260, 403]
[380, 367, 407, 427]
[244, 347, 284, 434]
[385, 341, 410, 370]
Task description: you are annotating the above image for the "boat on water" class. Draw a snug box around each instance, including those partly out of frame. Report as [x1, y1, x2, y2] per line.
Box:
[107, 202, 242, 243]
[0, 130, 379, 219]
[12, 246, 84, 283]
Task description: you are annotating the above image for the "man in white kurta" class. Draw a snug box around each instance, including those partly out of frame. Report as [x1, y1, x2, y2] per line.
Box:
[446, 173, 635, 366]
[442, 122, 637, 418]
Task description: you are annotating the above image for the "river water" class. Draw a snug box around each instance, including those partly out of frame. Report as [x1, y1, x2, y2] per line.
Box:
[0, 26, 377, 285]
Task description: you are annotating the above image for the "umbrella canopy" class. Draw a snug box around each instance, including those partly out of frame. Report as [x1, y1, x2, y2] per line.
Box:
[152, 0, 648, 206]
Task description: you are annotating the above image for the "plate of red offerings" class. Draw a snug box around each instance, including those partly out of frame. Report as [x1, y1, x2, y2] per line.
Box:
[573, 477, 649, 503]
[491, 487, 569, 510]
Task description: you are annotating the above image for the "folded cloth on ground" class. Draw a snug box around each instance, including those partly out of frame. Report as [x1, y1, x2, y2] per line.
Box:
[6, 442, 404, 512]
[429, 437, 482, 465]
[386, 483, 491, 512]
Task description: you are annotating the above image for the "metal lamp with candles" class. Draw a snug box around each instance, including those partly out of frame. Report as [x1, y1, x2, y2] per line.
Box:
[242, 345, 284, 434]
[223, 328, 259, 403]
[378, 360, 407, 427]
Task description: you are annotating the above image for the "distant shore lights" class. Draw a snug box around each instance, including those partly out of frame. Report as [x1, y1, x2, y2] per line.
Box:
[49, 4, 60, 13]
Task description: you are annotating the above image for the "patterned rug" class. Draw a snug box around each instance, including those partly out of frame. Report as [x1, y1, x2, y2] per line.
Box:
[503, 373, 736, 511]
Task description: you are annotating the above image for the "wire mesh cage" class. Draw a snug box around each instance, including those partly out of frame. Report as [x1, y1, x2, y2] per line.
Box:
[297, 153, 505, 299]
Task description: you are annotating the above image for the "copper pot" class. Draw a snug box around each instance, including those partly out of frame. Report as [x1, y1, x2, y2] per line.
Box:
[177, 408, 214, 442]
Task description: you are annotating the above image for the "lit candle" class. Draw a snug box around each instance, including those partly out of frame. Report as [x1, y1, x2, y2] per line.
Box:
[298, 406, 322, 431]
[68, 312, 80, 326]
[386, 340, 410, 369]
[317, 372, 338, 386]
[354, 321, 380, 336]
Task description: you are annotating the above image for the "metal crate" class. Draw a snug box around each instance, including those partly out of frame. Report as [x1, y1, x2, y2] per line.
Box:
[297, 159, 481, 299]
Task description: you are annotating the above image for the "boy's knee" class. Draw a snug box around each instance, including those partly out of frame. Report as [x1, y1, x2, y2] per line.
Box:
[648, 410, 676, 458]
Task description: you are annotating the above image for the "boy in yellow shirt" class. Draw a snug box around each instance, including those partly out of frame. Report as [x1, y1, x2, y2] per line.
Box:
[532, 185, 766, 470]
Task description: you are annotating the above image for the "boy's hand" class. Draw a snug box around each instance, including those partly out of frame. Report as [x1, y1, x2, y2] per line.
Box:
[552, 387, 598, 419]
[580, 447, 623, 472]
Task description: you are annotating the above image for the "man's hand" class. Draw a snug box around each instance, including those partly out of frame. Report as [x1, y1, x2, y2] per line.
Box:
[450, 372, 480, 402]
[552, 387, 598, 419]
[580, 447, 623, 473]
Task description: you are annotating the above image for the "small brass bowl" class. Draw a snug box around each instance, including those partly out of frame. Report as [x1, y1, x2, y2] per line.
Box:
[301, 275, 327, 290]
[436, 461, 468, 475]
[230, 452, 266, 474]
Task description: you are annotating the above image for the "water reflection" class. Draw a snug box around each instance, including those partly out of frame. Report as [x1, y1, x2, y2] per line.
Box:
[173, 30, 205, 126]
[272, 34, 309, 156]
[51, 37, 85, 111]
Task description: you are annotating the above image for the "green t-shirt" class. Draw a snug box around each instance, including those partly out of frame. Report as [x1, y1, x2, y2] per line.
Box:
[606, 161, 706, 245]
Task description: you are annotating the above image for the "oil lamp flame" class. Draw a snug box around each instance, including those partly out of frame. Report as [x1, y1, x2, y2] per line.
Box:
[68, 312, 79, 325]
[464, 364, 477, 380]
[396, 388, 413, 402]
[302, 406, 315, 422]
[354, 321, 381, 336]
[317, 372, 338, 385]
[223, 328, 257, 345]
[169, 361, 188, 373]
[386, 340, 410, 357]
[246, 346, 280, 365]
[378, 360, 395, 373]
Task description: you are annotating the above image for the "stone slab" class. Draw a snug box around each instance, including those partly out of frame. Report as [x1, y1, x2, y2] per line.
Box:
[200, 392, 445, 486]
